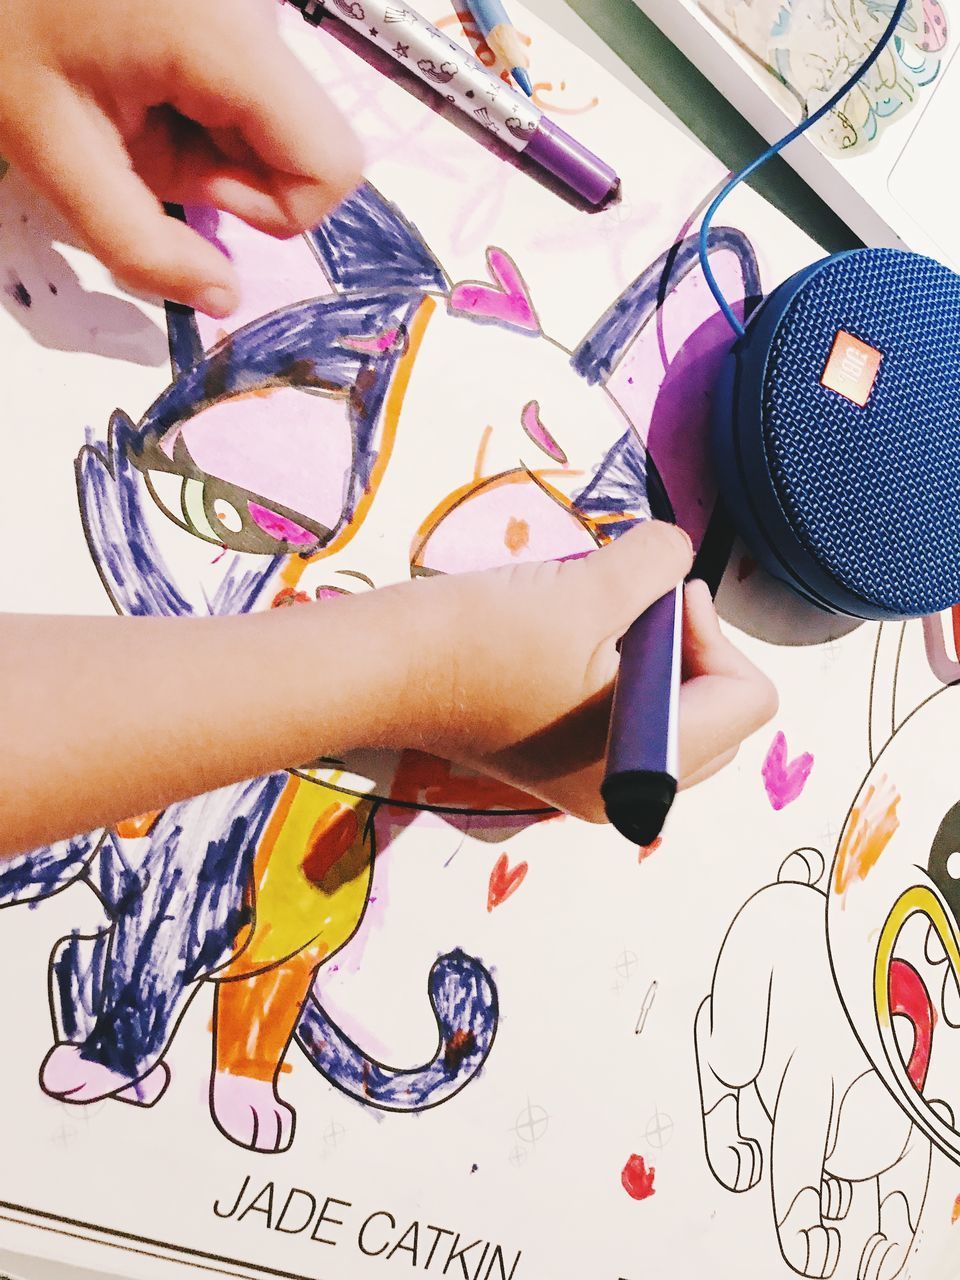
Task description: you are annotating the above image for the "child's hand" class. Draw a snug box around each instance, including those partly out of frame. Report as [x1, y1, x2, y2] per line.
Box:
[0, 0, 361, 316]
[383, 521, 779, 821]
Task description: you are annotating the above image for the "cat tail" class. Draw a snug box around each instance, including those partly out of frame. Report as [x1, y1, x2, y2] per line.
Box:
[294, 949, 498, 1111]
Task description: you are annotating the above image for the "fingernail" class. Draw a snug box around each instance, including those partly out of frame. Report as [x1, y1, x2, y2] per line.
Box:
[196, 285, 239, 319]
[674, 524, 694, 556]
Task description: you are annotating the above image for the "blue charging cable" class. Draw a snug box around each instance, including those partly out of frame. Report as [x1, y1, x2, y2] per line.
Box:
[700, 0, 910, 337]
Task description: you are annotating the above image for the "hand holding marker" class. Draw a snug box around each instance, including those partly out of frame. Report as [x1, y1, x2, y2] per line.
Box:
[602, 0, 912, 846]
[463, 0, 534, 96]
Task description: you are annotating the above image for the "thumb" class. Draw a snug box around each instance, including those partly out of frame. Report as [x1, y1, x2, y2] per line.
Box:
[567, 521, 693, 640]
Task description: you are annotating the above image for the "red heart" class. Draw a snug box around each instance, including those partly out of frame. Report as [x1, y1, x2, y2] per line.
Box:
[621, 1154, 656, 1201]
[487, 853, 528, 911]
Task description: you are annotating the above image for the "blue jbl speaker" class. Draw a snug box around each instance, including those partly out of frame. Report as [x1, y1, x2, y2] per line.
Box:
[712, 248, 960, 621]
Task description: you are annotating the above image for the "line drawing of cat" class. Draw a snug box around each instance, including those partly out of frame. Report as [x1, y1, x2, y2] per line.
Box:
[696, 618, 960, 1280]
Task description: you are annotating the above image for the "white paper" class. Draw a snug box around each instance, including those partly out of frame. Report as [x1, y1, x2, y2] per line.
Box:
[2, 5, 958, 1280]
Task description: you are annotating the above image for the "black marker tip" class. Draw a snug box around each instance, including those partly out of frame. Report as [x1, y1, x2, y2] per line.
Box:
[601, 771, 677, 846]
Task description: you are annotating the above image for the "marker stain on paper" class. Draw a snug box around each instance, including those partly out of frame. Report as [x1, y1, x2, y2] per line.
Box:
[487, 854, 528, 911]
[762, 731, 814, 810]
[521, 400, 567, 464]
[951, 1194, 960, 1224]
[448, 248, 540, 334]
[833, 777, 901, 905]
[6, 274, 31, 308]
[504, 517, 530, 554]
[532, 81, 600, 116]
[621, 1154, 656, 1200]
[638, 836, 662, 864]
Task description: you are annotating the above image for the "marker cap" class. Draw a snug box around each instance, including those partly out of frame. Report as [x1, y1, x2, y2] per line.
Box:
[524, 117, 619, 206]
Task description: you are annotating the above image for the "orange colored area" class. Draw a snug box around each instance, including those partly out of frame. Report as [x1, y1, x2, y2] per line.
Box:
[221, 775, 373, 977]
[271, 587, 310, 608]
[952, 1194, 960, 1224]
[214, 943, 327, 1082]
[302, 804, 360, 886]
[389, 750, 549, 813]
[638, 837, 662, 864]
[212, 776, 374, 1084]
[487, 853, 528, 911]
[504, 516, 530, 554]
[532, 82, 600, 116]
[474, 424, 493, 482]
[820, 331, 882, 407]
[114, 811, 161, 839]
[833, 778, 900, 904]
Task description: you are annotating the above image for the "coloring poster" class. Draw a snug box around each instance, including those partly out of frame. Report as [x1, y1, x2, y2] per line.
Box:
[2, 4, 960, 1279]
[697, 0, 952, 153]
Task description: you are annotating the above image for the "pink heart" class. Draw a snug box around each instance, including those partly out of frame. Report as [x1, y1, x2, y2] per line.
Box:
[762, 731, 814, 810]
[449, 248, 540, 334]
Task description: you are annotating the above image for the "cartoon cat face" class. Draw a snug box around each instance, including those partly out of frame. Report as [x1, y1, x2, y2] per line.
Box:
[828, 639, 960, 1160]
[78, 185, 760, 812]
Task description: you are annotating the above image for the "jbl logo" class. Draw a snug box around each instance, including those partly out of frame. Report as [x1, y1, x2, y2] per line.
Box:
[821, 331, 883, 406]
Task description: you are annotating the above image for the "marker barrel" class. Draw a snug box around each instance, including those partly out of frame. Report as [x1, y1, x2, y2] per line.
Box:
[602, 586, 682, 845]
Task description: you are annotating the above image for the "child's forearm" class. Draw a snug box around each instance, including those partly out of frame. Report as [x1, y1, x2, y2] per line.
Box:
[0, 592, 434, 856]
[0, 525, 778, 859]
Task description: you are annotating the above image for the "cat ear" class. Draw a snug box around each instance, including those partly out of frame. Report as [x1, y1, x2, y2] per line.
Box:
[307, 181, 449, 295]
[572, 228, 761, 545]
[572, 228, 760, 384]
[162, 183, 448, 379]
[162, 202, 334, 376]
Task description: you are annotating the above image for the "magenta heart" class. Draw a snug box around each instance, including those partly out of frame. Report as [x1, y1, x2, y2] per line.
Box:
[762, 731, 814, 810]
[449, 248, 540, 334]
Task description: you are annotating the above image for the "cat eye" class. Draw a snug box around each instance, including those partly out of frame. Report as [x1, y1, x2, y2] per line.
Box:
[144, 466, 330, 556]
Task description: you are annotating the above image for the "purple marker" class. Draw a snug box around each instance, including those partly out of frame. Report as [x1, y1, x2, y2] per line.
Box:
[289, 0, 620, 206]
[601, 585, 683, 845]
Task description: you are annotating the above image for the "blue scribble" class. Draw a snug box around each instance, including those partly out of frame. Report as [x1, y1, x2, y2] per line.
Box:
[297, 949, 497, 1110]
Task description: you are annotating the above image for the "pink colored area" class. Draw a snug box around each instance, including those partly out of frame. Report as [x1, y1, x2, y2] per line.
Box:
[449, 248, 540, 334]
[40, 1043, 169, 1105]
[416, 477, 596, 574]
[762, 730, 814, 810]
[184, 206, 328, 346]
[919, 0, 948, 50]
[247, 502, 317, 545]
[211, 1072, 294, 1153]
[521, 400, 567, 463]
[162, 388, 352, 531]
[340, 327, 402, 354]
[608, 250, 747, 546]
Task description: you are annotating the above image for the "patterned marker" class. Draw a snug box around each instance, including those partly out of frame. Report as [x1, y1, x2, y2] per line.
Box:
[290, 0, 619, 205]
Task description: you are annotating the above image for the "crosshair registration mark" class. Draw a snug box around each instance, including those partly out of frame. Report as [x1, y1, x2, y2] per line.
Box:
[513, 1099, 549, 1145]
[323, 1120, 346, 1148]
[644, 1108, 674, 1149]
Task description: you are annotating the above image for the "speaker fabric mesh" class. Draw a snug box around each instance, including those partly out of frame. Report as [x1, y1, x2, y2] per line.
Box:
[761, 250, 960, 616]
